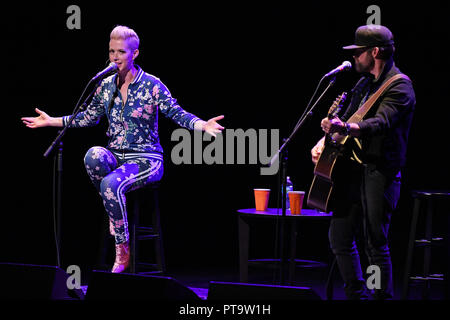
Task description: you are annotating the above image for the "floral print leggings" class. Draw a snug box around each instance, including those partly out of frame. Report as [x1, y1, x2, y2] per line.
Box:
[83, 147, 164, 244]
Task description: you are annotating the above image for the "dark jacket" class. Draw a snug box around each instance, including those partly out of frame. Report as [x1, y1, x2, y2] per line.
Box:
[341, 59, 416, 177]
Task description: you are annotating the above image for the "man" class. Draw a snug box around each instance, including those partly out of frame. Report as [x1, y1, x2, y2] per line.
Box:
[311, 25, 415, 299]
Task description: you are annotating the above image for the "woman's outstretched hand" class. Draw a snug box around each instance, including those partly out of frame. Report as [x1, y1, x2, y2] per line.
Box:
[21, 108, 62, 128]
[203, 115, 225, 137]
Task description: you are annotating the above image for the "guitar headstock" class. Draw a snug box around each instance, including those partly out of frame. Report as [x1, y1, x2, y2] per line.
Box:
[327, 92, 347, 119]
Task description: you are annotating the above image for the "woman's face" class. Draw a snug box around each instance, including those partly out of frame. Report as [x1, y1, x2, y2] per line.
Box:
[109, 38, 138, 73]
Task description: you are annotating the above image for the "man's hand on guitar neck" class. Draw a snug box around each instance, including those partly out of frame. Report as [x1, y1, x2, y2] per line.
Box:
[320, 117, 361, 137]
[312, 117, 362, 165]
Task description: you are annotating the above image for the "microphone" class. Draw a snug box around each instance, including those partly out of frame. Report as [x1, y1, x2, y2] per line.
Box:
[324, 61, 352, 78]
[91, 62, 118, 81]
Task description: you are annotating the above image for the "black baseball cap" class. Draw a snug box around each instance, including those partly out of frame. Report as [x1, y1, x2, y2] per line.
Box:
[343, 25, 394, 50]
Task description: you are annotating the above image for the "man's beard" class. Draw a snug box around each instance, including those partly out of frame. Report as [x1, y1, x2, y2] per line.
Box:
[355, 57, 375, 74]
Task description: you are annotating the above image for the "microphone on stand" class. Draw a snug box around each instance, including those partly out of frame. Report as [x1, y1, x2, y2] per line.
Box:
[324, 61, 352, 78]
[91, 62, 118, 81]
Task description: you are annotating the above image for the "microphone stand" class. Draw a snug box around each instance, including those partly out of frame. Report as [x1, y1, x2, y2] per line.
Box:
[43, 77, 102, 268]
[268, 75, 336, 285]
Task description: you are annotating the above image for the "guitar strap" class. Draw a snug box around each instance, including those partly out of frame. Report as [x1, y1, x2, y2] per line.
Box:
[347, 73, 411, 123]
[344, 73, 410, 165]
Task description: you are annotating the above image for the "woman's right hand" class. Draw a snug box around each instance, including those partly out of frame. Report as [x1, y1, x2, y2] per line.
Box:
[21, 108, 62, 128]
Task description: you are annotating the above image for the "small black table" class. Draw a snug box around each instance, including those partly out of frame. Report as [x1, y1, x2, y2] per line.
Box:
[237, 208, 332, 285]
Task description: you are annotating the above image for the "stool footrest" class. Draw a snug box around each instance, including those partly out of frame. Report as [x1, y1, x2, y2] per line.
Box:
[414, 238, 444, 247]
[136, 226, 155, 233]
[136, 226, 160, 240]
[137, 234, 160, 240]
[410, 274, 444, 281]
[136, 262, 164, 272]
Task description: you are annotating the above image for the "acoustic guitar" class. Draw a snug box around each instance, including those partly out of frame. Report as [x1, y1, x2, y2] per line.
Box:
[307, 92, 348, 212]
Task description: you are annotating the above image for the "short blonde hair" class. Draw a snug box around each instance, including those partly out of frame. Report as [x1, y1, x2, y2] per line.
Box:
[110, 25, 140, 51]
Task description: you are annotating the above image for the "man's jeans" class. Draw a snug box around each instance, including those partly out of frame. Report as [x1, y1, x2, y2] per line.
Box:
[329, 164, 401, 299]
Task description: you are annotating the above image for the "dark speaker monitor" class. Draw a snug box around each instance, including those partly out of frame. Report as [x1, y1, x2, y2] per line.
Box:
[0, 263, 84, 300]
[208, 281, 321, 300]
[85, 270, 201, 300]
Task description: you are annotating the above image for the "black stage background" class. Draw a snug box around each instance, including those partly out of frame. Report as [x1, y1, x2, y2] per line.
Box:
[3, 1, 449, 285]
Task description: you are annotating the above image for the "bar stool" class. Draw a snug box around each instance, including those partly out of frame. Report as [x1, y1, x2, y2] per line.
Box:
[99, 182, 166, 275]
[128, 182, 166, 274]
[401, 190, 450, 300]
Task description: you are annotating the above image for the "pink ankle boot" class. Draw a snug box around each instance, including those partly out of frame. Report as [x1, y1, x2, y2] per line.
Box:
[111, 241, 130, 273]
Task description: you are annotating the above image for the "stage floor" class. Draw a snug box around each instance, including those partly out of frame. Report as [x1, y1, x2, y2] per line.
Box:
[78, 264, 447, 300]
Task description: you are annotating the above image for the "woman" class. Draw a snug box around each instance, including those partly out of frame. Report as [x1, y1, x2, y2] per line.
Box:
[22, 25, 224, 273]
